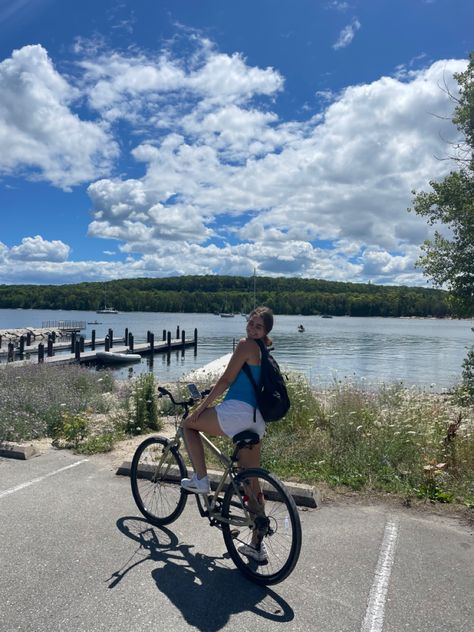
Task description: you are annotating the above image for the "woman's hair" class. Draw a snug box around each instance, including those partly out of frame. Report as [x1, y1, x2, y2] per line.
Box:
[249, 306, 274, 346]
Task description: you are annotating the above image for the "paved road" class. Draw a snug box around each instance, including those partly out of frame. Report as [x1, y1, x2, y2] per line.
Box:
[1, 448, 473, 632]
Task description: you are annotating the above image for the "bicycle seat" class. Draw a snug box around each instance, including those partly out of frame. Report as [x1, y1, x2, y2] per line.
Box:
[232, 430, 260, 448]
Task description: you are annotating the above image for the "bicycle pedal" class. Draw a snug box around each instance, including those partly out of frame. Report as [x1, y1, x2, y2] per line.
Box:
[230, 529, 240, 539]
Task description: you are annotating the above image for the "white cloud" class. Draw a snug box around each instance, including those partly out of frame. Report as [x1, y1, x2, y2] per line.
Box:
[83, 55, 465, 285]
[6, 235, 70, 262]
[0, 45, 118, 189]
[333, 18, 361, 50]
[0, 35, 468, 287]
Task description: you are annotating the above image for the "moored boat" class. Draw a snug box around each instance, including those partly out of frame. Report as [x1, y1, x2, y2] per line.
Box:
[96, 351, 141, 364]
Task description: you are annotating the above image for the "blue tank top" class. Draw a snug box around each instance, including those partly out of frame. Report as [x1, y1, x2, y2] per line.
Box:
[225, 364, 261, 407]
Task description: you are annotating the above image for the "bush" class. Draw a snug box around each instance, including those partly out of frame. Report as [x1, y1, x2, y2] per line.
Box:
[124, 372, 161, 435]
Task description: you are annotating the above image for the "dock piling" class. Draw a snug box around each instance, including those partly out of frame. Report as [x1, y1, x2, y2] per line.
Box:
[47, 336, 54, 357]
[8, 342, 15, 362]
[108, 329, 113, 348]
[91, 330, 96, 351]
[149, 332, 154, 351]
[38, 343, 44, 364]
[128, 333, 134, 351]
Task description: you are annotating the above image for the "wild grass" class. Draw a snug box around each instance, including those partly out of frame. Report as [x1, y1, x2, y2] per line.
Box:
[0, 363, 116, 443]
[2, 363, 472, 506]
[262, 374, 474, 506]
[0, 364, 161, 453]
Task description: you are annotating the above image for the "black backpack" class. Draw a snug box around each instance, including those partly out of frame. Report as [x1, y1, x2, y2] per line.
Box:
[242, 339, 290, 423]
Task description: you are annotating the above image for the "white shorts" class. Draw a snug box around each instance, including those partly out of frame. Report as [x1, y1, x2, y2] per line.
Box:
[215, 399, 265, 440]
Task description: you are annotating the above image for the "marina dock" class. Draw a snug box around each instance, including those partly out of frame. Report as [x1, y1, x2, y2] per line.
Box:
[0, 326, 198, 366]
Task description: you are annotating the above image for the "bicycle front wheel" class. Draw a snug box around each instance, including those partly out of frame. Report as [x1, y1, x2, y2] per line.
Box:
[221, 468, 302, 585]
[130, 436, 188, 526]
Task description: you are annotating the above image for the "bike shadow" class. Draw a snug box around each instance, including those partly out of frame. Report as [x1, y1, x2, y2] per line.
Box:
[109, 516, 294, 631]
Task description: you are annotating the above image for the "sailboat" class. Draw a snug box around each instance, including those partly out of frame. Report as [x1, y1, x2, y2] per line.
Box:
[219, 295, 235, 317]
[96, 287, 118, 314]
[243, 269, 257, 319]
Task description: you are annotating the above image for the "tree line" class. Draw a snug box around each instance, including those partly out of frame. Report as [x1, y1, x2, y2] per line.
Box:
[0, 275, 451, 317]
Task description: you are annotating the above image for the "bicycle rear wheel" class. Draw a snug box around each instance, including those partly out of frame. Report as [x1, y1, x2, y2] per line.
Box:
[130, 436, 188, 526]
[221, 468, 302, 585]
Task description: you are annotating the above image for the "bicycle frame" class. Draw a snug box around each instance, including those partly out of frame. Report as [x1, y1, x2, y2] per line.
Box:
[163, 424, 255, 529]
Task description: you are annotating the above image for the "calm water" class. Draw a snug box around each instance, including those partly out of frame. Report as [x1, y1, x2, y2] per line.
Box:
[1, 309, 473, 389]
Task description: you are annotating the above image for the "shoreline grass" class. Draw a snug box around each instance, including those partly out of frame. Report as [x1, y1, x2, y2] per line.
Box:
[1, 363, 472, 508]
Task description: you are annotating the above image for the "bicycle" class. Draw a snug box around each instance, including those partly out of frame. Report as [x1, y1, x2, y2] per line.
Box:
[130, 385, 302, 585]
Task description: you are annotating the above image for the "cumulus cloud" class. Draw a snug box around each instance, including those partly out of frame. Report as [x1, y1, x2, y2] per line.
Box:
[333, 18, 361, 50]
[80, 52, 466, 285]
[7, 235, 70, 262]
[0, 35, 468, 286]
[0, 44, 118, 189]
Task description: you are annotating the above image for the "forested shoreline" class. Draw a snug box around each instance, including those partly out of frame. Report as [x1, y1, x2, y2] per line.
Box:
[0, 276, 452, 317]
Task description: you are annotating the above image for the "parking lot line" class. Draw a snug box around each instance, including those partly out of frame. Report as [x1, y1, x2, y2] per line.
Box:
[0, 459, 89, 499]
[361, 517, 399, 632]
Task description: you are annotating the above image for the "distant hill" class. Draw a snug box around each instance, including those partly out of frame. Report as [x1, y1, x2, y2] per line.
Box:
[0, 275, 450, 317]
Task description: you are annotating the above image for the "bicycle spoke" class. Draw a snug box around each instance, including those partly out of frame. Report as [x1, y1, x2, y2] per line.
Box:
[130, 436, 188, 526]
[221, 468, 302, 585]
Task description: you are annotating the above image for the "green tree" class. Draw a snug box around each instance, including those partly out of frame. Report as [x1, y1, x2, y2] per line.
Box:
[410, 52, 474, 316]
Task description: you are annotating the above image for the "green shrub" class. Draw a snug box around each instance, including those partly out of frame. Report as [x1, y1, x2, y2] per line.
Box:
[125, 373, 161, 435]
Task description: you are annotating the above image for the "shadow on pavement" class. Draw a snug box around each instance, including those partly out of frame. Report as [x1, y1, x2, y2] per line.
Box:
[108, 516, 294, 631]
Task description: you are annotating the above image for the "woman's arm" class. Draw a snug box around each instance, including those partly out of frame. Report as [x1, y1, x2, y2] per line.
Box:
[187, 339, 251, 420]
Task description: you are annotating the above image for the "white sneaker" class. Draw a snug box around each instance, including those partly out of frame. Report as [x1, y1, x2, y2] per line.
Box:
[180, 473, 210, 494]
[238, 541, 268, 563]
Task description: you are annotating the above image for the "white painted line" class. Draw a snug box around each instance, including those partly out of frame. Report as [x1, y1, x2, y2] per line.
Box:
[0, 459, 89, 499]
[361, 518, 399, 632]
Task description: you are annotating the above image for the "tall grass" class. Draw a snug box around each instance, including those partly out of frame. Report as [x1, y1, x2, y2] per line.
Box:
[0, 364, 115, 442]
[263, 375, 474, 505]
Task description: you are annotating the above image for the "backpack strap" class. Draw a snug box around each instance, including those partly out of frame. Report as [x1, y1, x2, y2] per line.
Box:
[242, 339, 266, 423]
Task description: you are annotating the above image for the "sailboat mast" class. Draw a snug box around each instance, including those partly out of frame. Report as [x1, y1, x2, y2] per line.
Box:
[253, 267, 256, 309]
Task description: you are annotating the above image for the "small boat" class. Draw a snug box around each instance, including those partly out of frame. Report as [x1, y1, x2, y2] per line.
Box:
[220, 313, 235, 318]
[298, 325, 305, 332]
[96, 351, 141, 364]
[321, 314, 333, 319]
[96, 306, 118, 314]
[88, 320, 102, 325]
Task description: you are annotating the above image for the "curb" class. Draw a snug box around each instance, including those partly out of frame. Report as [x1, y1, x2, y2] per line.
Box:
[0, 442, 38, 460]
[117, 460, 320, 509]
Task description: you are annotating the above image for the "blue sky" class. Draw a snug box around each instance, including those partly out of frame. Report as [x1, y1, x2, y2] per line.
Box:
[0, 0, 472, 286]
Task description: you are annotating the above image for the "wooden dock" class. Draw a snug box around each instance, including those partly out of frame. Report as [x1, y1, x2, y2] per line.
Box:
[0, 326, 198, 366]
[42, 338, 196, 366]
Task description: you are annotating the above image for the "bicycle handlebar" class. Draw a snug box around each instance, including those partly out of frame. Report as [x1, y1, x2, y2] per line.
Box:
[157, 386, 211, 413]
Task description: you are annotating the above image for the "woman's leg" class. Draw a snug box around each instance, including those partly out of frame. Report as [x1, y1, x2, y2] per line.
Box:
[182, 408, 225, 478]
[238, 442, 264, 545]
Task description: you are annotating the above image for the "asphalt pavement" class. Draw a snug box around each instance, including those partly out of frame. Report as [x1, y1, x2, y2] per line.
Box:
[1, 447, 473, 632]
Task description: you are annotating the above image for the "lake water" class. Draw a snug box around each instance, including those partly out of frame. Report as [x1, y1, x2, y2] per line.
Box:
[1, 309, 473, 390]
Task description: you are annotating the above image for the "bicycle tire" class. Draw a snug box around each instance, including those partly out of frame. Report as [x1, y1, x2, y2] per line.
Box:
[130, 436, 188, 526]
[221, 468, 302, 585]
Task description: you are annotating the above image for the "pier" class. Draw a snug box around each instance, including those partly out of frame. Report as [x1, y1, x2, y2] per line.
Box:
[0, 325, 198, 366]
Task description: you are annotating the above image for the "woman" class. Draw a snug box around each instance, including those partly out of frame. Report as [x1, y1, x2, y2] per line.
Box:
[180, 306, 273, 561]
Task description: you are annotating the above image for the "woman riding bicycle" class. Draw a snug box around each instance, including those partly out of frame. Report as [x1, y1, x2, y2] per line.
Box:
[180, 306, 273, 560]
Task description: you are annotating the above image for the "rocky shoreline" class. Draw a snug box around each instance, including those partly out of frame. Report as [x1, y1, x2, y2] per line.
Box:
[0, 328, 67, 344]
